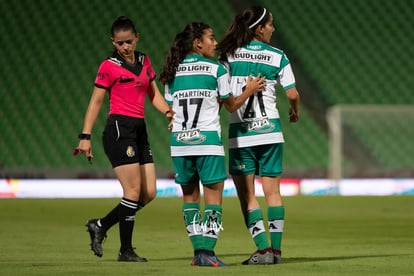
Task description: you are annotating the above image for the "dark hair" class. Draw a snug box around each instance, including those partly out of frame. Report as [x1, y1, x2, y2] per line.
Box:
[159, 22, 211, 85]
[110, 16, 138, 36]
[217, 6, 270, 60]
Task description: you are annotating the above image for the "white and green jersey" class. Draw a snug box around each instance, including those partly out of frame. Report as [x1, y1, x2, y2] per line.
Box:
[225, 41, 296, 148]
[165, 54, 232, 156]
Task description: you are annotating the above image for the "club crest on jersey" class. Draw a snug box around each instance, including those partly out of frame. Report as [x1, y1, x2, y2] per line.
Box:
[126, 146, 136, 157]
[175, 129, 206, 144]
[97, 72, 107, 80]
[244, 117, 275, 133]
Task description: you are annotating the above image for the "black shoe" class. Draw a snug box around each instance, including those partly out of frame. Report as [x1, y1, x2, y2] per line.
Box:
[118, 248, 148, 262]
[85, 219, 107, 257]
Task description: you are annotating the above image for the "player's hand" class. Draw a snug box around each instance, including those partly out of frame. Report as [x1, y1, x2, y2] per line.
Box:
[245, 73, 266, 94]
[166, 110, 174, 131]
[289, 107, 299, 123]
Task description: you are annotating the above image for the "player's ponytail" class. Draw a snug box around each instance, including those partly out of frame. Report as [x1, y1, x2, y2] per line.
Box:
[217, 6, 269, 60]
[160, 22, 211, 85]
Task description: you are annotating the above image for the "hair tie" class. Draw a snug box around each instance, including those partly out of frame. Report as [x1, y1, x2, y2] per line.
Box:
[249, 8, 267, 29]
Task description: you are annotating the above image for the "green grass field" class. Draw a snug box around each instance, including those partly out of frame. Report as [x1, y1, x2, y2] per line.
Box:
[1, 196, 413, 275]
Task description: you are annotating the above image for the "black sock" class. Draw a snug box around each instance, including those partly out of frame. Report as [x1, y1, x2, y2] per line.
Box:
[99, 203, 121, 231]
[136, 201, 146, 212]
[98, 200, 145, 232]
[119, 197, 139, 252]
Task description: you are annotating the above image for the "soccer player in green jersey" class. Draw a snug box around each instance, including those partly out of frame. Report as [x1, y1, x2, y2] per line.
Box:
[159, 22, 265, 267]
[217, 6, 301, 265]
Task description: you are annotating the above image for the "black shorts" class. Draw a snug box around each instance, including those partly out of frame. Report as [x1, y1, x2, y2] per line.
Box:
[102, 114, 153, 168]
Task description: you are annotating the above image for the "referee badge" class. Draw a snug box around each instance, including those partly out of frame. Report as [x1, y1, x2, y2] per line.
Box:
[126, 146, 136, 157]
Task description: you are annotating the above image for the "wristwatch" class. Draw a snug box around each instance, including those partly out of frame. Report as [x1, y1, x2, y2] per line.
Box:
[78, 133, 91, 140]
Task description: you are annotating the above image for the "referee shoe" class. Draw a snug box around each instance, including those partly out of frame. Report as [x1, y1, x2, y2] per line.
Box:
[85, 219, 107, 257]
[118, 248, 148, 262]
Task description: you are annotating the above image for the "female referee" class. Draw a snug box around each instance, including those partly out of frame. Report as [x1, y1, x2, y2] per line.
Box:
[76, 16, 172, 262]
[159, 22, 265, 266]
[217, 6, 301, 265]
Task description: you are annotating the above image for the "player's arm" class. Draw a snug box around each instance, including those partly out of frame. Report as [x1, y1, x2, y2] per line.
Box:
[286, 87, 300, 122]
[78, 86, 106, 158]
[167, 104, 173, 131]
[148, 80, 173, 121]
[222, 74, 265, 112]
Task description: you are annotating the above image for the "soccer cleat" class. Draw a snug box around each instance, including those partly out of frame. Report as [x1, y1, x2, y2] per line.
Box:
[190, 254, 201, 266]
[273, 249, 282, 264]
[242, 248, 274, 265]
[198, 253, 226, 267]
[85, 219, 107, 257]
[118, 248, 148, 262]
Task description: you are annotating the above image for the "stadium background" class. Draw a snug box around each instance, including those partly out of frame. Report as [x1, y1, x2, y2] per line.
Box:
[0, 0, 413, 180]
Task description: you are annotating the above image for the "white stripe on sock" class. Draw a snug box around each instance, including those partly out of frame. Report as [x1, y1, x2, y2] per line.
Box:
[268, 219, 284, 233]
[121, 199, 138, 209]
[249, 220, 266, 238]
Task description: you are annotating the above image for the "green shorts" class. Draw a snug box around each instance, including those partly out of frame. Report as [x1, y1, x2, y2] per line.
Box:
[229, 143, 284, 176]
[172, 155, 227, 185]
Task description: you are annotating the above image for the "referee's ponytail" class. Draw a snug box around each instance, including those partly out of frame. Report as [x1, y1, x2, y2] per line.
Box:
[110, 16, 138, 37]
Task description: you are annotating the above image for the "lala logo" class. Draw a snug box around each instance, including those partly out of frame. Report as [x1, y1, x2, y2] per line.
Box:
[126, 146, 136, 157]
[175, 129, 206, 144]
[244, 117, 275, 133]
